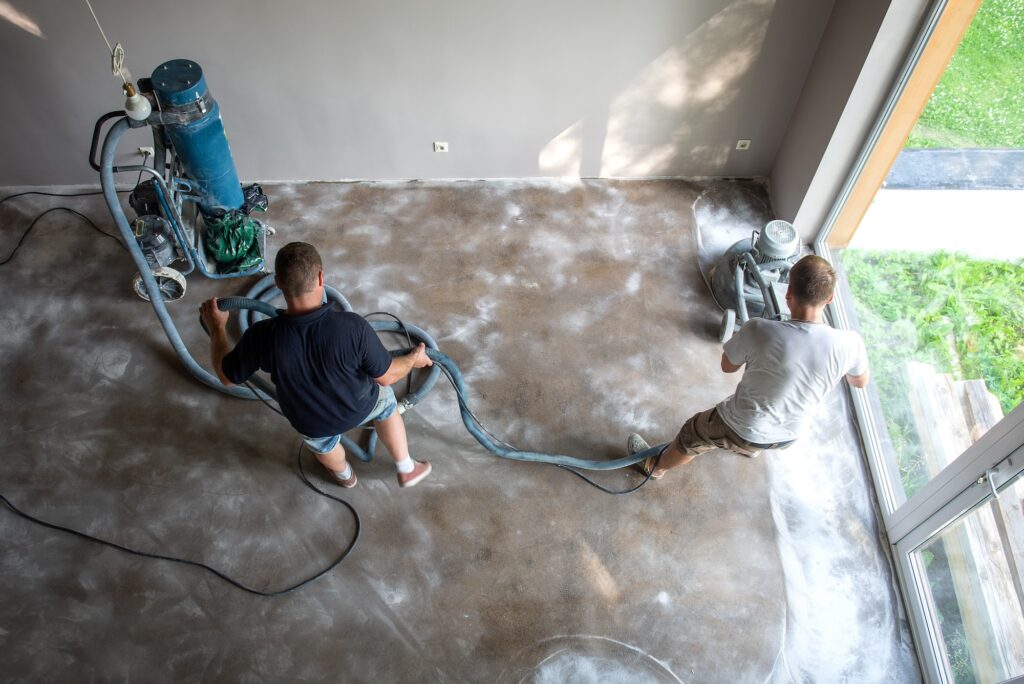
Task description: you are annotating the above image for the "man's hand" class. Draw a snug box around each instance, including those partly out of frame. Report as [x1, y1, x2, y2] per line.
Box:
[721, 352, 743, 373]
[410, 342, 433, 369]
[376, 343, 433, 386]
[201, 298, 233, 386]
[200, 297, 229, 332]
[846, 369, 870, 388]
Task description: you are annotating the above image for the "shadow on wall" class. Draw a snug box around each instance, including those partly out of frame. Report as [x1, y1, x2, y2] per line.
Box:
[0, 1, 43, 38]
[538, 0, 777, 178]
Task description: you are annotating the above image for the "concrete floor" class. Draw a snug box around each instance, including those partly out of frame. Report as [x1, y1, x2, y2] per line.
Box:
[0, 179, 919, 682]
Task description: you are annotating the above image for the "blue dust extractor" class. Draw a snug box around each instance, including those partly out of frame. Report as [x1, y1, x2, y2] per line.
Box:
[92, 58, 272, 399]
[150, 59, 245, 213]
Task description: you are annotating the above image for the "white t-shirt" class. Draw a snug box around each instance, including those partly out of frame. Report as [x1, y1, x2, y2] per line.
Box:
[716, 318, 868, 444]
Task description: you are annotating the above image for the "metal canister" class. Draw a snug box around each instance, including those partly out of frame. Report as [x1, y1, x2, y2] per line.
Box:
[151, 59, 244, 214]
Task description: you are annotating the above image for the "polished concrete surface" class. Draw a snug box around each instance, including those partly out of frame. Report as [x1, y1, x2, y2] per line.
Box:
[0, 180, 919, 682]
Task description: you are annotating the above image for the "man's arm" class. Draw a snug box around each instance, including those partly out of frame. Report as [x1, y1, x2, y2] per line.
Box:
[846, 369, 870, 388]
[200, 297, 234, 387]
[846, 334, 871, 388]
[375, 343, 433, 386]
[721, 352, 743, 374]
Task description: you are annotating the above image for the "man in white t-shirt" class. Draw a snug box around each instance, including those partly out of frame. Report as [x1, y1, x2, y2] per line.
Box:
[630, 255, 870, 478]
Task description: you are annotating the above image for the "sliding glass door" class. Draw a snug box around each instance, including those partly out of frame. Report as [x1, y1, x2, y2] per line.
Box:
[815, 0, 1024, 681]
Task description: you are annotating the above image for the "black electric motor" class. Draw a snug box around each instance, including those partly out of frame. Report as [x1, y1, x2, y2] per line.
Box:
[127, 179, 186, 301]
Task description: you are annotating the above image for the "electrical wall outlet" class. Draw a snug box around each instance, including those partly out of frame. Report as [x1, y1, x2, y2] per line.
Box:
[433, 142, 449, 153]
[137, 146, 155, 157]
[736, 139, 751, 150]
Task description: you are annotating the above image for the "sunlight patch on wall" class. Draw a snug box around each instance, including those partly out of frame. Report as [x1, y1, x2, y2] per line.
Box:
[600, 0, 775, 177]
[539, 120, 584, 178]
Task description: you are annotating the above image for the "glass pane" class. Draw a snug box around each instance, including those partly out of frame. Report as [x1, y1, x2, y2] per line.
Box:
[840, 249, 1024, 503]
[915, 470, 1024, 683]
[835, 0, 1024, 504]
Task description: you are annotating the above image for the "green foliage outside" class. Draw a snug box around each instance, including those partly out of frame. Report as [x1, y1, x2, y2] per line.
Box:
[906, 0, 1024, 149]
[842, 249, 1024, 496]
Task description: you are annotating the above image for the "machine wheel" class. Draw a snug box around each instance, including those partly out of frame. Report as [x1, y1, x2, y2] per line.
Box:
[719, 308, 736, 343]
[132, 267, 187, 302]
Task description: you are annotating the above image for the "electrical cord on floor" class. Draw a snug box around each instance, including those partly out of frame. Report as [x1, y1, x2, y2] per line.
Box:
[0, 190, 129, 266]
[0, 442, 360, 597]
[556, 453, 661, 495]
[244, 379, 285, 417]
[1, 365, 359, 596]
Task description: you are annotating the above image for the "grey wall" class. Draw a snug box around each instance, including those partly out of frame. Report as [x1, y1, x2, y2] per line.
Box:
[770, 0, 934, 241]
[0, 0, 834, 185]
[769, 0, 893, 230]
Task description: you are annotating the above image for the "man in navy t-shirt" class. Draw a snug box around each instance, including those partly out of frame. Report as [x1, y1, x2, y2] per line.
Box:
[200, 242, 433, 489]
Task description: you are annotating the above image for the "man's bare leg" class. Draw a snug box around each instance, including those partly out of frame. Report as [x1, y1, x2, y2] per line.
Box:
[315, 442, 357, 487]
[653, 441, 697, 476]
[315, 442, 349, 472]
[374, 412, 410, 461]
[374, 411, 431, 487]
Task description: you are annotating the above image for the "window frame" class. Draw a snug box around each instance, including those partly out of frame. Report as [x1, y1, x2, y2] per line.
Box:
[811, 0, 1024, 680]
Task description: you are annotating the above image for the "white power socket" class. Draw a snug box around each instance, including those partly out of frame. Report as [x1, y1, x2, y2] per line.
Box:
[137, 146, 155, 157]
[433, 142, 449, 153]
[736, 139, 751, 150]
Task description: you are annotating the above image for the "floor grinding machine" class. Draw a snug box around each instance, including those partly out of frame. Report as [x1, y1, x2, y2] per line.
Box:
[709, 219, 801, 342]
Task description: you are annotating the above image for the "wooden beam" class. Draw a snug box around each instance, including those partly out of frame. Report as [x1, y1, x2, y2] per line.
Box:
[827, 0, 984, 249]
[905, 362, 1024, 681]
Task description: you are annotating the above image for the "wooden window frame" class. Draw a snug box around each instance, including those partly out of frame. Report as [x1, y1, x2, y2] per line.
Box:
[824, 0, 982, 249]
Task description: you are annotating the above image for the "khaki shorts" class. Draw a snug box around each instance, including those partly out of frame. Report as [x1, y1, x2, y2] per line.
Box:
[674, 407, 794, 458]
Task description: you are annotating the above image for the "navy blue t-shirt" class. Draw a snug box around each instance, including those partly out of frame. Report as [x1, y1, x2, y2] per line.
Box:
[222, 305, 393, 437]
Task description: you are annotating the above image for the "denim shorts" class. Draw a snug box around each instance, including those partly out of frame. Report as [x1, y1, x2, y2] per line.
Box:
[301, 385, 399, 454]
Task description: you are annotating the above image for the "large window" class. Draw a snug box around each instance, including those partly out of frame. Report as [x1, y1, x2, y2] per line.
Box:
[817, 0, 1024, 681]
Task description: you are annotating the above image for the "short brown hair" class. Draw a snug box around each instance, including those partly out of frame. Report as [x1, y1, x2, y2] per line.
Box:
[274, 242, 322, 297]
[788, 255, 836, 306]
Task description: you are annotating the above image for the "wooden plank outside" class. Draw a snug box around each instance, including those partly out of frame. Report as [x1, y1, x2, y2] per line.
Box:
[905, 361, 970, 471]
[906, 362, 1024, 680]
[962, 379, 1004, 441]
[960, 379, 1024, 635]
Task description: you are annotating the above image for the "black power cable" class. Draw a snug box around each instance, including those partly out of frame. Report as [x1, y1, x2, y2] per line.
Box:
[1, 189, 119, 203]
[0, 190, 129, 266]
[557, 453, 661, 495]
[0, 443, 360, 597]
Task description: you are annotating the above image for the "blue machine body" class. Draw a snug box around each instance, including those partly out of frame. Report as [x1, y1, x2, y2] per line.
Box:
[151, 59, 243, 214]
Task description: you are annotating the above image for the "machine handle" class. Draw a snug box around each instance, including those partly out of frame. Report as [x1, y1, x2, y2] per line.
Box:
[89, 111, 128, 172]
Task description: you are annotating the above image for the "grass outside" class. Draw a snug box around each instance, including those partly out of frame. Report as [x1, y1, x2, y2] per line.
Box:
[906, 0, 1024, 149]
